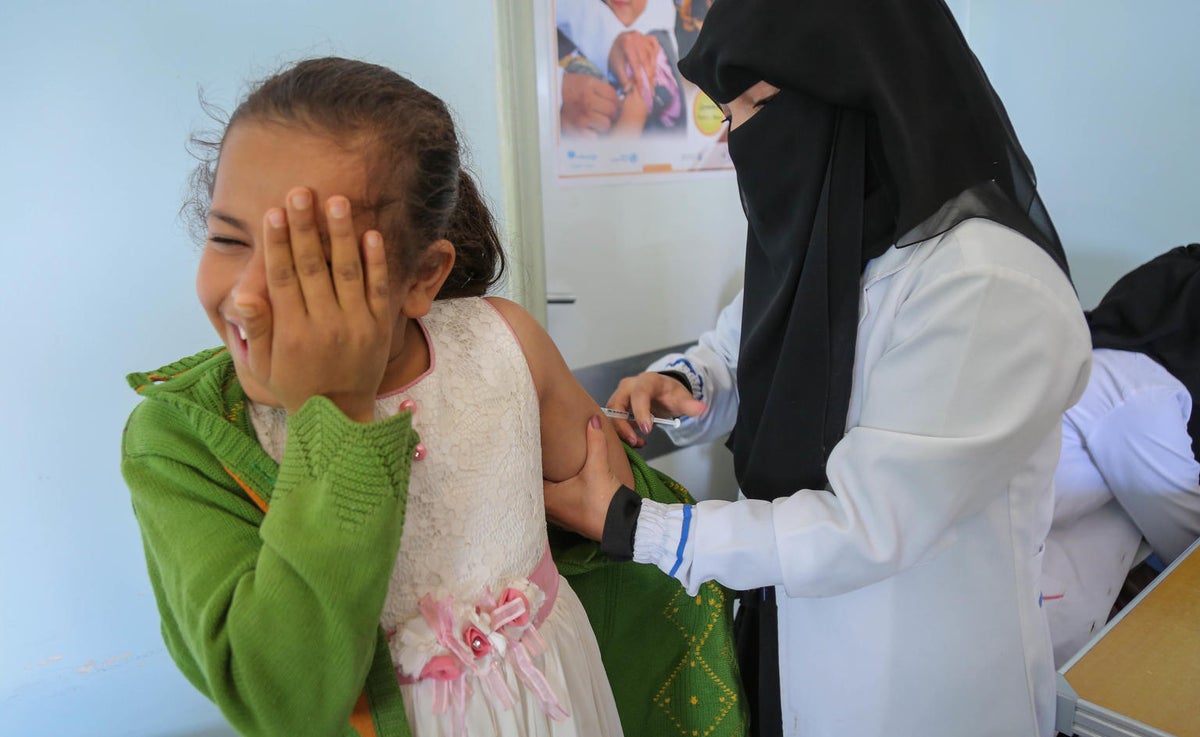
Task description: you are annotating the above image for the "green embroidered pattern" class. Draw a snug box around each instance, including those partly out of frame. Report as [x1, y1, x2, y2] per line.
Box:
[654, 583, 742, 736]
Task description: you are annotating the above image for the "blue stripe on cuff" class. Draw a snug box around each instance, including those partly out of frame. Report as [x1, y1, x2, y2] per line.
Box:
[668, 504, 693, 578]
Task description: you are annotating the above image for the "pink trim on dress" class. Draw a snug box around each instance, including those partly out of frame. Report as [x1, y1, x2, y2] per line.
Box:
[377, 316, 436, 398]
[483, 297, 524, 348]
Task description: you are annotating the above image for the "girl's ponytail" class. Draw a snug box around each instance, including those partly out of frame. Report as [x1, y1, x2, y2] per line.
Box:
[438, 170, 506, 299]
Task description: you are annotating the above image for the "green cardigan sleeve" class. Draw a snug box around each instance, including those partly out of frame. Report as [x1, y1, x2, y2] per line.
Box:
[122, 394, 417, 737]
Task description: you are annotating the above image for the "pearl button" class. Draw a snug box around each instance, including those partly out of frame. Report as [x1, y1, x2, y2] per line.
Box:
[413, 443, 427, 461]
[399, 398, 417, 412]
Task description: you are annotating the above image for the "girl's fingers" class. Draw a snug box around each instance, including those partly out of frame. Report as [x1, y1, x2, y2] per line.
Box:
[362, 230, 390, 322]
[262, 206, 305, 316]
[284, 187, 336, 312]
[326, 196, 367, 310]
[236, 295, 274, 379]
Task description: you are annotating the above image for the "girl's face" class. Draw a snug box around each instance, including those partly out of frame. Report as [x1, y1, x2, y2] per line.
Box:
[196, 121, 395, 406]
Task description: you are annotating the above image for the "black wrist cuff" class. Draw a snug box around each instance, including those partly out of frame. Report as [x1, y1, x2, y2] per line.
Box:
[600, 485, 642, 562]
[658, 370, 693, 393]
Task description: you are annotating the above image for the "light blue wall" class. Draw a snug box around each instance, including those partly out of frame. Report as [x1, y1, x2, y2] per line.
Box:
[0, 3, 501, 736]
[962, 0, 1200, 307]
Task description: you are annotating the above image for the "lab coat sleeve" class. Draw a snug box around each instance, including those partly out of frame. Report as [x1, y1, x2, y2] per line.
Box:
[1087, 387, 1200, 562]
[645, 290, 742, 446]
[636, 262, 1091, 597]
[1050, 410, 1112, 527]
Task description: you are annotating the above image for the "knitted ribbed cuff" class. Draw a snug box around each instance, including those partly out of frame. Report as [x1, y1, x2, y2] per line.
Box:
[276, 395, 419, 529]
[659, 370, 692, 392]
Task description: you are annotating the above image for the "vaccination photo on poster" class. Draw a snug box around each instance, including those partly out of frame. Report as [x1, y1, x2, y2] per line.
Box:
[553, 0, 732, 178]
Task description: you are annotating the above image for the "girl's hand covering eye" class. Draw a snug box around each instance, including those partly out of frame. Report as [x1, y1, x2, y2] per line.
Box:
[239, 187, 393, 423]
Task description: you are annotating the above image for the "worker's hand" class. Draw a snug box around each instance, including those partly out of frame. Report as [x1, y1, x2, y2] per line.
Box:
[606, 372, 706, 447]
[544, 415, 623, 541]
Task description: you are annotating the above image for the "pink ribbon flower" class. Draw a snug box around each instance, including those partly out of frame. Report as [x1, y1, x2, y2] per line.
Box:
[419, 654, 461, 682]
[495, 588, 531, 629]
[463, 625, 492, 658]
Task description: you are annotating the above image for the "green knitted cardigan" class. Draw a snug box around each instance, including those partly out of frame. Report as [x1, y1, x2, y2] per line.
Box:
[122, 347, 745, 737]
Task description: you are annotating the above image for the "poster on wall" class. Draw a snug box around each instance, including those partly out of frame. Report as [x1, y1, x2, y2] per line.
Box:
[551, 0, 731, 180]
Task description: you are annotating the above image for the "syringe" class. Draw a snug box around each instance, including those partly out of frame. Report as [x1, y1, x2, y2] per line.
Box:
[600, 407, 682, 429]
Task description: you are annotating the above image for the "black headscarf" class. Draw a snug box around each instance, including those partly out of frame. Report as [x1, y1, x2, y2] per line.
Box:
[1087, 244, 1200, 460]
[677, 0, 1071, 502]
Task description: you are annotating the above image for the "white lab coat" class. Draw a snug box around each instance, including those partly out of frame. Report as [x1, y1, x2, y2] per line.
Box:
[1042, 348, 1200, 666]
[634, 218, 1092, 737]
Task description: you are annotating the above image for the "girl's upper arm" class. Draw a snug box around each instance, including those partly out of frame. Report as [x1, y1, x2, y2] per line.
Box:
[486, 297, 634, 486]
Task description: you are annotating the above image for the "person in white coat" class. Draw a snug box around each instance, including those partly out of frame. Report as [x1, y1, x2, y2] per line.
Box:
[1043, 244, 1200, 666]
[543, 1, 1092, 736]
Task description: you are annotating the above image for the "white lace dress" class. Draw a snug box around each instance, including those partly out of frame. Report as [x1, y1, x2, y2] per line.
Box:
[249, 297, 623, 737]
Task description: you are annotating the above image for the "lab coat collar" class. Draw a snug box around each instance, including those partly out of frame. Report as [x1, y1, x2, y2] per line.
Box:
[863, 240, 920, 292]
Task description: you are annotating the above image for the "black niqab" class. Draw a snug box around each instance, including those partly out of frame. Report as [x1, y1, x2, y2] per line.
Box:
[1088, 244, 1200, 460]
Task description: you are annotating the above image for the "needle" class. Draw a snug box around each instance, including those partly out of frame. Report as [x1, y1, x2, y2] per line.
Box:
[600, 407, 681, 429]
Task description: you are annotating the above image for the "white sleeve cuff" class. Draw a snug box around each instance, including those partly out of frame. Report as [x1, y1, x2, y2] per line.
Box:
[633, 499, 699, 594]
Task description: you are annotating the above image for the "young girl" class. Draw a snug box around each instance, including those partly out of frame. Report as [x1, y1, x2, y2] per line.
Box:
[122, 57, 634, 737]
